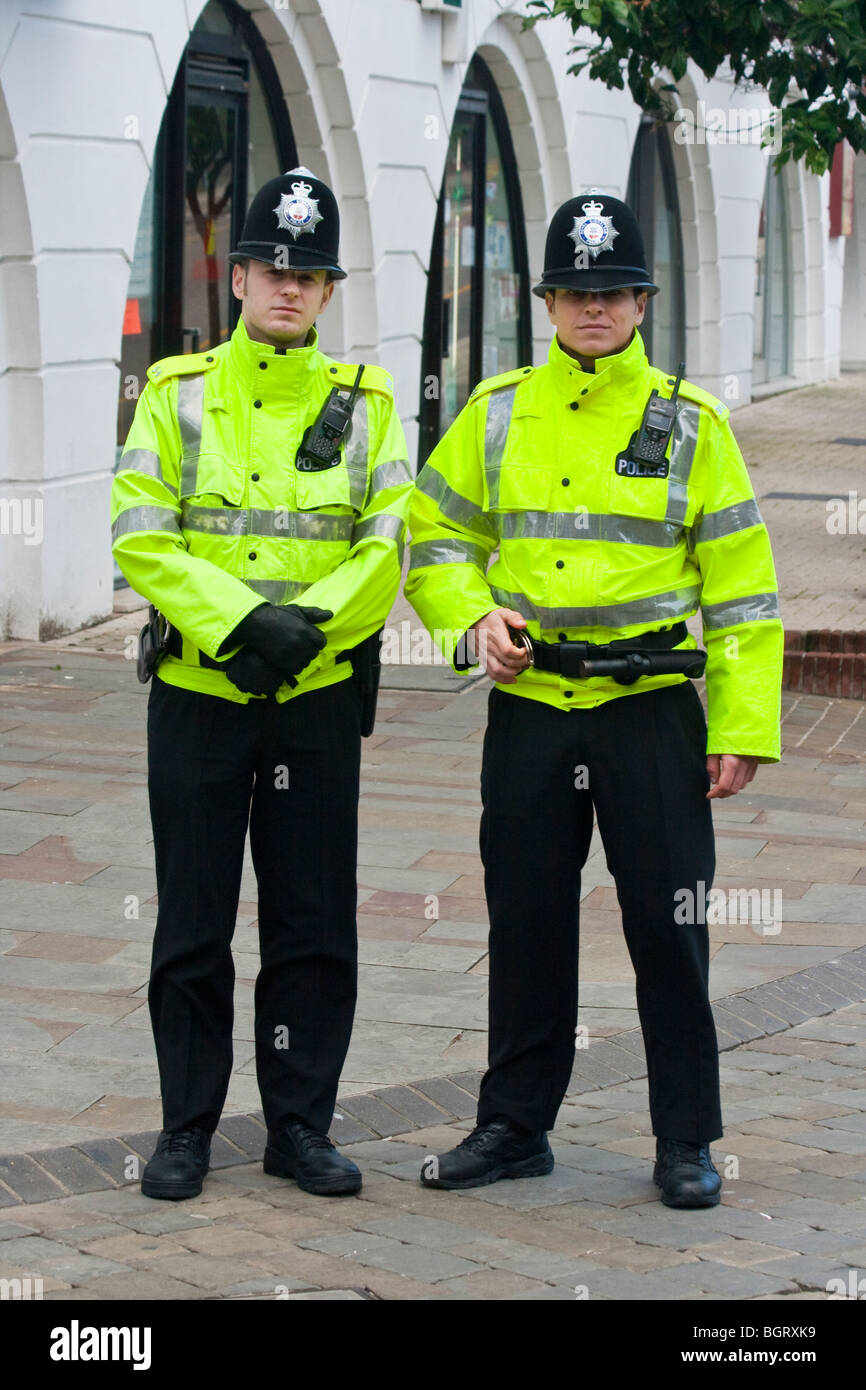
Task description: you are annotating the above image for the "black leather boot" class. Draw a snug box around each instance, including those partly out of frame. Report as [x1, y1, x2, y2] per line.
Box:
[141, 1127, 211, 1201]
[419, 1116, 553, 1190]
[264, 1120, 362, 1195]
[654, 1138, 721, 1208]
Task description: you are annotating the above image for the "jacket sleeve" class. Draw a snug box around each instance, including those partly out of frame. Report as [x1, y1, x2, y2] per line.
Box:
[404, 399, 500, 668]
[298, 391, 412, 671]
[692, 410, 784, 762]
[110, 380, 263, 659]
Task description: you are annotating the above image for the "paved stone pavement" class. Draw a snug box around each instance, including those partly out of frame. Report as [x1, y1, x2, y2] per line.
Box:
[1, 994, 865, 1301]
[1, 371, 865, 1298]
[734, 372, 866, 633]
[1, 641, 864, 1156]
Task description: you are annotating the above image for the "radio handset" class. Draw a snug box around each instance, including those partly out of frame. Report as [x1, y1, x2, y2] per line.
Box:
[295, 365, 365, 472]
[615, 361, 685, 478]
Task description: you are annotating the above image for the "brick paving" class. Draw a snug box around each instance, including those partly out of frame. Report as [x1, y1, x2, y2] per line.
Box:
[1, 645, 864, 1157]
[0, 373, 864, 1298]
[737, 371, 866, 633]
[0, 998, 864, 1300]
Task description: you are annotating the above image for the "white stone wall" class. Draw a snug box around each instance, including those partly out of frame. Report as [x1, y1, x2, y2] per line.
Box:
[841, 153, 866, 370]
[0, 0, 190, 639]
[0, 0, 844, 638]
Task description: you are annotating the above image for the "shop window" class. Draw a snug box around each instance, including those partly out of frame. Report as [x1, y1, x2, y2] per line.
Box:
[419, 56, 531, 464]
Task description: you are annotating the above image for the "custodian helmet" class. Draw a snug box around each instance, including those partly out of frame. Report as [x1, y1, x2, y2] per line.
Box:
[228, 166, 347, 280]
[532, 191, 658, 298]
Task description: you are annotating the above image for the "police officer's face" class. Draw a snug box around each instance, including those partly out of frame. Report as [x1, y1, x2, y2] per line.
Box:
[545, 287, 647, 363]
[231, 261, 335, 347]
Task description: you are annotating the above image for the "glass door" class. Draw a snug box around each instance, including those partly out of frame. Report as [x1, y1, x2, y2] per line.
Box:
[117, 166, 159, 449]
[181, 52, 248, 355]
[440, 108, 480, 433]
[482, 110, 522, 382]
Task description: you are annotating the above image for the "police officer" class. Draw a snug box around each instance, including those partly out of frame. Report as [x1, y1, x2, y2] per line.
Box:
[112, 169, 412, 1200]
[406, 192, 783, 1207]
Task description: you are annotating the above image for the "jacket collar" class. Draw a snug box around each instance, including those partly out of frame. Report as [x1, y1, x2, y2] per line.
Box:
[547, 328, 650, 399]
[227, 316, 323, 395]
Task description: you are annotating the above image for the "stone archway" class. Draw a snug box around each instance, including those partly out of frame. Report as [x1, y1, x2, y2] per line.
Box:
[239, 0, 376, 361]
[661, 74, 724, 397]
[783, 159, 830, 382]
[841, 153, 866, 369]
[0, 0, 372, 639]
[0, 73, 43, 638]
[121, 0, 371, 362]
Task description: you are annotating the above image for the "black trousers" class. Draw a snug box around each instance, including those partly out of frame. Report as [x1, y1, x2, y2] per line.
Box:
[476, 681, 722, 1143]
[146, 675, 361, 1136]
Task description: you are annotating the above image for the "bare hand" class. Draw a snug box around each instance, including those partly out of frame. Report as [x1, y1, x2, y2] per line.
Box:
[469, 609, 531, 684]
[706, 754, 759, 799]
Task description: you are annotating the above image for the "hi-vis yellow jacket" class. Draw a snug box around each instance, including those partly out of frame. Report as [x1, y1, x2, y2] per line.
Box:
[112, 318, 412, 702]
[406, 330, 783, 760]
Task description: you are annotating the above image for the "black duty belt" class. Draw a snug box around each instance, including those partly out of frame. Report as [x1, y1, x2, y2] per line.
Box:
[508, 621, 707, 686]
[165, 626, 225, 671]
[164, 625, 353, 673]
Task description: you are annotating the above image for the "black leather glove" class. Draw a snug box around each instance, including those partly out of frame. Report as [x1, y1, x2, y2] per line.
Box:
[229, 603, 333, 677]
[224, 648, 295, 696]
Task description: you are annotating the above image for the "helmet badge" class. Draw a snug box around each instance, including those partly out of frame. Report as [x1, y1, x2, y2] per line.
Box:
[273, 179, 323, 240]
[568, 198, 619, 263]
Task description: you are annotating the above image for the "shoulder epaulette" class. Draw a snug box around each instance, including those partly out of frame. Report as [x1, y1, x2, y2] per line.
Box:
[470, 365, 536, 402]
[147, 351, 221, 384]
[326, 361, 394, 397]
[673, 377, 730, 422]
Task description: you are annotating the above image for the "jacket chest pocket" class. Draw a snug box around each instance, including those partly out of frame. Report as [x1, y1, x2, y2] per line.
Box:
[294, 459, 354, 512]
[178, 389, 244, 503]
[179, 453, 245, 506]
[607, 471, 696, 549]
[608, 471, 672, 521]
[483, 408, 548, 512]
[486, 460, 555, 514]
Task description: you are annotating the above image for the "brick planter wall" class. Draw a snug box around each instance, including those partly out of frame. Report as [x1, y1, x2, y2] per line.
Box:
[784, 630, 866, 699]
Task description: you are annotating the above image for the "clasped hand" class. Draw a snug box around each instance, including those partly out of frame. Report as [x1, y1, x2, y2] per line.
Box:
[224, 603, 333, 696]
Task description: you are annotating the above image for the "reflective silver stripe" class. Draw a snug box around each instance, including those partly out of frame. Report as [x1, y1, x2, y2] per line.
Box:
[483, 387, 517, 508]
[696, 498, 764, 544]
[181, 505, 353, 541]
[665, 402, 700, 525]
[344, 394, 369, 510]
[490, 585, 701, 632]
[701, 591, 781, 629]
[498, 511, 681, 548]
[408, 538, 488, 570]
[371, 457, 413, 493]
[244, 578, 308, 604]
[177, 375, 205, 497]
[118, 448, 178, 498]
[352, 512, 405, 545]
[111, 505, 182, 541]
[414, 463, 497, 537]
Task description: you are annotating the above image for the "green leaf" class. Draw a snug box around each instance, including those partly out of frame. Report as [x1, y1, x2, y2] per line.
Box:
[527, 0, 866, 173]
[670, 53, 688, 81]
[768, 76, 789, 107]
